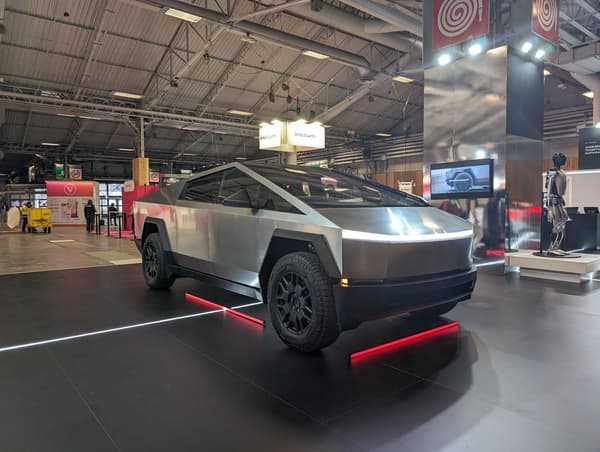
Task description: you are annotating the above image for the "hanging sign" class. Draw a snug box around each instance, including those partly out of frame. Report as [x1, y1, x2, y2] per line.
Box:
[55, 163, 65, 180]
[531, 0, 560, 45]
[68, 164, 82, 180]
[149, 170, 160, 184]
[259, 120, 325, 152]
[432, 0, 490, 51]
[123, 180, 135, 192]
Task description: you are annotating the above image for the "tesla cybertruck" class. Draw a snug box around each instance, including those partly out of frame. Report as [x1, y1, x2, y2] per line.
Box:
[134, 163, 476, 352]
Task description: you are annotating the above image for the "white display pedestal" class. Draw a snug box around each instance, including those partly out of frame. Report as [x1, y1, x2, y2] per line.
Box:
[505, 250, 600, 283]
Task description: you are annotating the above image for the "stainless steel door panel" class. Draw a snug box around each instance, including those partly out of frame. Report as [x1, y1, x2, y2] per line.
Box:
[172, 201, 343, 288]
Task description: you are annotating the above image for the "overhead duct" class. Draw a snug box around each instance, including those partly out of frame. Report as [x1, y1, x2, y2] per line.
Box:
[290, 3, 421, 53]
[336, 0, 422, 37]
[136, 0, 373, 77]
[570, 72, 600, 124]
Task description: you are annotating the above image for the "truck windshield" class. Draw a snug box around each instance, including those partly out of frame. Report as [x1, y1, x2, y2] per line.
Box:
[246, 164, 428, 208]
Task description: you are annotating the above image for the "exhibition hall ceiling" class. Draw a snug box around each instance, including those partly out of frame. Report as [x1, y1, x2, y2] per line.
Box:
[0, 0, 598, 170]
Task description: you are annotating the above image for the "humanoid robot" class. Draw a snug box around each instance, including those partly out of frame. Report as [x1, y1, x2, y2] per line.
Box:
[544, 153, 570, 256]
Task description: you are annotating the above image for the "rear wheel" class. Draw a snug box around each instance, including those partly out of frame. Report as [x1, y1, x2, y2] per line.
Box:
[142, 233, 175, 289]
[268, 252, 339, 352]
[410, 302, 457, 320]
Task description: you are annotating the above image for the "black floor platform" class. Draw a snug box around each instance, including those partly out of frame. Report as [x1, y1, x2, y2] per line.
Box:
[1, 265, 600, 451]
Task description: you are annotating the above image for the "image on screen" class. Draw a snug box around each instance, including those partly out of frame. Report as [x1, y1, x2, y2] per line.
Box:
[430, 159, 493, 199]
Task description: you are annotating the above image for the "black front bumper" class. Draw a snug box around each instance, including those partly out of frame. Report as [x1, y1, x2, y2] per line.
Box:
[333, 268, 477, 330]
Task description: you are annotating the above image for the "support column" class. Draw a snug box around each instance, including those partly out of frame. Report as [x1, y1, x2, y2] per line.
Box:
[133, 117, 149, 185]
[284, 152, 297, 165]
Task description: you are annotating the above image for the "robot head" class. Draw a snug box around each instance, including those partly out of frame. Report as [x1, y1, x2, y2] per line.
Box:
[552, 152, 566, 169]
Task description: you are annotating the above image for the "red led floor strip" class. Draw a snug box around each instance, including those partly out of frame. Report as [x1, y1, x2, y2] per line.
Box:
[350, 321, 460, 361]
[185, 293, 265, 327]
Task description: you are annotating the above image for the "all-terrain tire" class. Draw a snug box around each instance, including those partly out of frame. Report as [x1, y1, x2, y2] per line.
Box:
[268, 252, 339, 352]
[142, 233, 175, 289]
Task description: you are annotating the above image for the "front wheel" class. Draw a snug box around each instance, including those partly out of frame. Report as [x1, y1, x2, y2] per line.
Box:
[453, 172, 473, 192]
[268, 252, 339, 352]
[142, 233, 175, 289]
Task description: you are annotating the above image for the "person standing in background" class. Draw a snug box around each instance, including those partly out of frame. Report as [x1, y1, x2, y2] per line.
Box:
[108, 202, 118, 226]
[84, 199, 96, 233]
[20, 202, 31, 232]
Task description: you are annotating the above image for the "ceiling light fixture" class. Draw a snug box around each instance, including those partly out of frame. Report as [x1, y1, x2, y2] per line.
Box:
[112, 91, 144, 100]
[437, 53, 452, 66]
[41, 142, 61, 146]
[392, 75, 413, 83]
[302, 50, 330, 60]
[376, 133, 392, 137]
[118, 148, 134, 152]
[583, 91, 594, 99]
[164, 8, 202, 23]
[468, 43, 483, 56]
[534, 49, 545, 60]
[521, 41, 533, 54]
[543, 69, 551, 76]
[227, 109, 253, 116]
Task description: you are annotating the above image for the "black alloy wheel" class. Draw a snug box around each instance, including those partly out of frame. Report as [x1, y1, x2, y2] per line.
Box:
[268, 252, 339, 352]
[143, 242, 159, 281]
[453, 172, 473, 192]
[275, 272, 313, 335]
[142, 233, 175, 289]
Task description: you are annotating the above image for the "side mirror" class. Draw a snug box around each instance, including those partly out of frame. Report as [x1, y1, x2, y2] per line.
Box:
[223, 188, 253, 208]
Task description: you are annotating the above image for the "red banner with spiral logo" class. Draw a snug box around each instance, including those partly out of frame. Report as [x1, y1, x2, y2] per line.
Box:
[432, 0, 490, 51]
[531, 0, 560, 45]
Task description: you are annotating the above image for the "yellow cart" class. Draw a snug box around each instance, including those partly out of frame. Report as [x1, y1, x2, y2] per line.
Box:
[27, 207, 52, 233]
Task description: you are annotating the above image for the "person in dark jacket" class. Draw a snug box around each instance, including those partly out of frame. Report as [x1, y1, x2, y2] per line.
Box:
[108, 202, 118, 226]
[84, 199, 96, 233]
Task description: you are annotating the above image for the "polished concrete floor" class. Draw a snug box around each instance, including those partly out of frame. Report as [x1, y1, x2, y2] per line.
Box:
[0, 226, 140, 275]
[0, 261, 599, 451]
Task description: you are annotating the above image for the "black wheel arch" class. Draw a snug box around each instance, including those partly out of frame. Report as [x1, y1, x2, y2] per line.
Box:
[259, 230, 340, 302]
[141, 218, 173, 252]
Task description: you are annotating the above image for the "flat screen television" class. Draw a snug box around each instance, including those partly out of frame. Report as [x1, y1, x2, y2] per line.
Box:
[430, 159, 494, 200]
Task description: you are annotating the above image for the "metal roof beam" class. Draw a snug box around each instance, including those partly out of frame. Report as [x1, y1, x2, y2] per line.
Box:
[560, 29, 583, 48]
[65, 119, 89, 154]
[21, 111, 32, 151]
[0, 0, 5, 45]
[73, 0, 113, 100]
[0, 89, 258, 136]
[229, 0, 309, 23]
[573, 0, 600, 21]
[143, 24, 226, 108]
[560, 11, 600, 41]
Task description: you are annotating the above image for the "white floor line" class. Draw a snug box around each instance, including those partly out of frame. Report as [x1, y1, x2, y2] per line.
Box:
[0, 301, 263, 354]
[474, 259, 505, 268]
[109, 258, 142, 265]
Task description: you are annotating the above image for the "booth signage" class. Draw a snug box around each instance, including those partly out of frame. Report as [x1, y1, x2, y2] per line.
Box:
[149, 170, 160, 183]
[259, 120, 325, 152]
[54, 163, 65, 180]
[287, 121, 325, 150]
[531, 0, 560, 45]
[579, 126, 600, 170]
[259, 122, 283, 150]
[432, 0, 490, 51]
[68, 164, 82, 180]
[46, 181, 97, 225]
[123, 180, 135, 192]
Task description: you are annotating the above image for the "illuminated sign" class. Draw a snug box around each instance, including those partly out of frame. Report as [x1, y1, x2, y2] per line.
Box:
[259, 121, 283, 150]
[259, 120, 325, 152]
[432, 0, 490, 51]
[531, 0, 559, 45]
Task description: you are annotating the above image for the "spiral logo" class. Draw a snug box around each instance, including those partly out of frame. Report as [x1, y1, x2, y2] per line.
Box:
[437, 0, 482, 38]
[536, 0, 558, 32]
